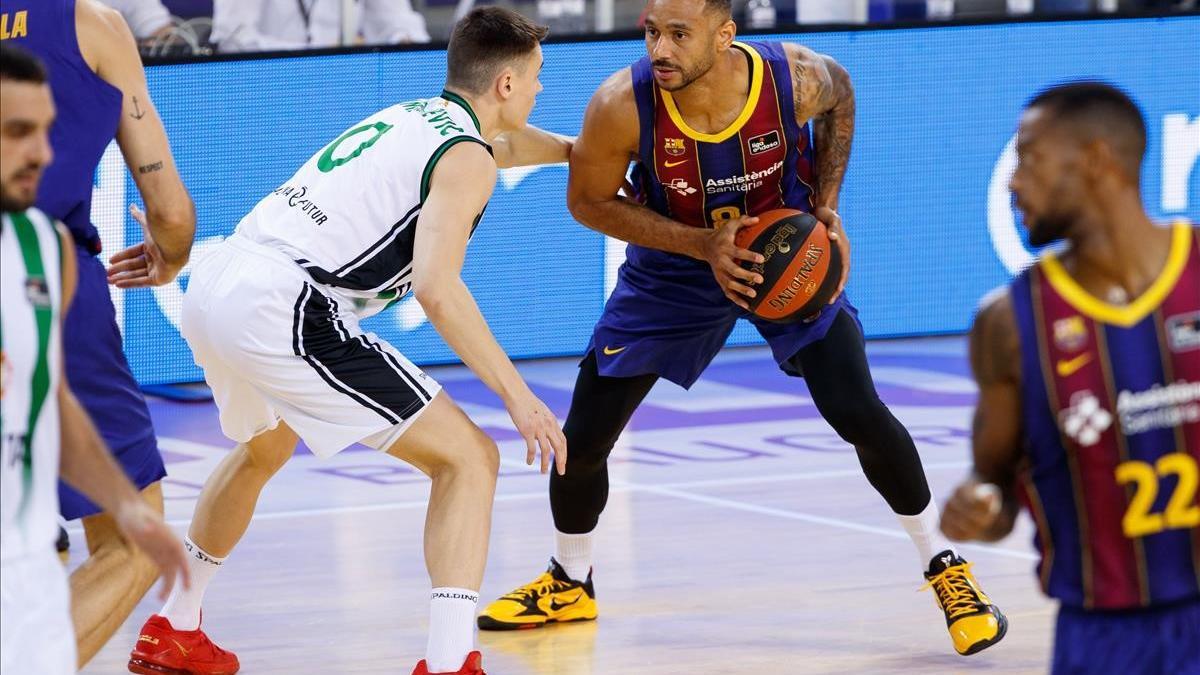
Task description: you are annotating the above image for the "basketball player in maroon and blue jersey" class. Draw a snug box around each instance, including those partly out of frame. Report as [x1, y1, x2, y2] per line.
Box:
[3, 0, 195, 667]
[480, 0, 1007, 655]
[942, 82, 1200, 675]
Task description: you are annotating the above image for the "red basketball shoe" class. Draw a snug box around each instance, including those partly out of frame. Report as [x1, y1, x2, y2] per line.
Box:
[411, 651, 486, 675]
[127, 614, 239, 675]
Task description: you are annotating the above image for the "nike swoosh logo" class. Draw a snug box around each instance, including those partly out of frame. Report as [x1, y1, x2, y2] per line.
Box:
[602, 345, 627, 356]
[1056, 353, 1094, 377]
[171, 639, 190, 657]
[663, 159, 688, 168]
[549, 594, 583, 611]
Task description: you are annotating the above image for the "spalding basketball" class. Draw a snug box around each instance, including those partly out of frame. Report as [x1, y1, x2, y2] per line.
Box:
[734, 209, 842, 323]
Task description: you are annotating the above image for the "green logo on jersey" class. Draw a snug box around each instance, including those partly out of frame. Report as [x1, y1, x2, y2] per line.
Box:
[402, 100, 465, 137]
[317, 121, 394, 173]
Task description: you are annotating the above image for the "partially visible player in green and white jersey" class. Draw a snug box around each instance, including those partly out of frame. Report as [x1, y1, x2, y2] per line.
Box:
[1, 206, 65, 563]
[0, 43, 188, 675]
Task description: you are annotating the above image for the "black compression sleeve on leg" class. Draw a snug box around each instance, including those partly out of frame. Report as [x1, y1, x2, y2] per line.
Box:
[791, 310, 932, 516]
[549, 352, 658, 534]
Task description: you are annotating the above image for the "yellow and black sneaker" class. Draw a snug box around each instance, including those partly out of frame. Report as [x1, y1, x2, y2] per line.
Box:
[478, 558, 597, 631]
[922, 550, 1008, 655]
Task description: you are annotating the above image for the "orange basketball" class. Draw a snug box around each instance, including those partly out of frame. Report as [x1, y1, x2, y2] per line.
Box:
[734, 209, 842, 323]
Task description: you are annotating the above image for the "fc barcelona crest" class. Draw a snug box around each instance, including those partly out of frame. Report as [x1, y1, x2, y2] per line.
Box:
[663, 137, 686, 157]
[1053, 316, 1088, 352]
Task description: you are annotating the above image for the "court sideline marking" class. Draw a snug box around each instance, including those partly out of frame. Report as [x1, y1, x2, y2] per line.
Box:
[99, 442, 1033, 561]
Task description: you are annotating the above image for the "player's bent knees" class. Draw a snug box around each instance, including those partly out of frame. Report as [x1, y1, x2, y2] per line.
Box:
[443, 429, 499, 483]
[388, 415, 500, 484]
[819, 395, 891, 444]
[561, 426, 619, 476]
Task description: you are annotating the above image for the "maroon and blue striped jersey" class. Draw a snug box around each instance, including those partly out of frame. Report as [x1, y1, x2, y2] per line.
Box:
[1010, 223, 1200, 610]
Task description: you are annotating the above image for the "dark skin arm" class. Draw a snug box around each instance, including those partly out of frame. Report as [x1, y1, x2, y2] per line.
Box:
[566, 69, 765, 309]
[784, 44, 855, 299]
[941, 289, 1024, 542]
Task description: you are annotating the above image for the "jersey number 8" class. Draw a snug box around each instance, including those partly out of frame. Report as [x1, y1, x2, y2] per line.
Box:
[710, 206, 742, 227]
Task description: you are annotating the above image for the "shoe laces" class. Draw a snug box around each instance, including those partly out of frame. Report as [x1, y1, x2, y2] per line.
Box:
[502, 572, 573, 602]
[920, 562, 983, 620]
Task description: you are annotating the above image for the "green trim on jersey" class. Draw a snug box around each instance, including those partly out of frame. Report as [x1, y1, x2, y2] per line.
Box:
[10, 211, 54, 515]
[440, 90, 482, 134]
[419, 136, 493, 204]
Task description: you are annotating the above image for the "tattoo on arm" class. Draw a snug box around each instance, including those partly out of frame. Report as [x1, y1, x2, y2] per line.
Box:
[138, 161, 163, 174]
[793, 51, 854, 210]
[130, 95, 147, 120]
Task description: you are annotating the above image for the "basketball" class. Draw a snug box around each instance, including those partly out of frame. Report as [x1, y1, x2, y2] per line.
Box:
[734, 209, 843, 323]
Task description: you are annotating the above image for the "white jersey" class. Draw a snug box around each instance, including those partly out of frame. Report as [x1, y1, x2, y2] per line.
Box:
[236, 91, 490, 317]
[0, 208, 64, 564]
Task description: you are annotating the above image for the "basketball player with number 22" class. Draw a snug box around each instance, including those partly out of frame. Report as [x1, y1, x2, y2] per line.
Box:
[479, 0, 1008, 656]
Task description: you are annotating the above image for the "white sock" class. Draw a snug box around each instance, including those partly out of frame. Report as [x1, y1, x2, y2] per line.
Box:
[160, 538, 225, 631]
[896, 499, 955, 573]
[425, 588, 479, 673]
[555, 530, 594, 582]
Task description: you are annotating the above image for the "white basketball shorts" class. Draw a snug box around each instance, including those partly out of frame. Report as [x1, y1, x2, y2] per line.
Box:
[181, 235, 441, 458]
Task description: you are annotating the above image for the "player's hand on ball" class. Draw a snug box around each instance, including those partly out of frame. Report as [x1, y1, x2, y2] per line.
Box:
[114, 498, 191, 601]
[506, 390, 567, 476]
[814, 206, 849, 304]
[940, 480, 1003, 542]
[704, 215, 765, 310]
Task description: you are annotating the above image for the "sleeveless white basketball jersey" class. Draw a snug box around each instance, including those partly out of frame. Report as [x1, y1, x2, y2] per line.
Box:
[1, 208, 64, 564]
[236, 91, 490, 317]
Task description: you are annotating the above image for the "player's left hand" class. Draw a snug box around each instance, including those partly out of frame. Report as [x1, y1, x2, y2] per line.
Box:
[107, 204, 179, 288]
[815, 206, 849, 304]
[114, 498, 191, 601]
[940, 480, 1003, 542]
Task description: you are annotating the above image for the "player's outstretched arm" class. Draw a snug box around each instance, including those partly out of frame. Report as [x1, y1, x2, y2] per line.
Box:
[491, 126, 573, 169]
[942, 289, 1023, 543]
[79, 0, 195, 286]
[52, 226, 190, 601]
[567, 69, 763, 306]
[413, 142, 567, 475]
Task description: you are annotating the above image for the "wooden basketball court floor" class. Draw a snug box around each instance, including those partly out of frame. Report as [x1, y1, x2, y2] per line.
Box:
[75, 336, 1057, 674]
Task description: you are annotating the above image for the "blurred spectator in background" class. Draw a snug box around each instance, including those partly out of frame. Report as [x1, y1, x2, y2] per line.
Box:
[796, 0, 868, 22]
[212, 0, 429, 52]
[99, 0, 174, 46]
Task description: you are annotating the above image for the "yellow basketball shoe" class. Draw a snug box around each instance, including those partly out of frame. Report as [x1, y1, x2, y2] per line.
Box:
[921, 550, 1008, 655]
[478, 558, 597, 631]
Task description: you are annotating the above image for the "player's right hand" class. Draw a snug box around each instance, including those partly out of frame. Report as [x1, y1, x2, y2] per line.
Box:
[704, 216, 765, 310]
[114, 498, 191, 601]
[940, 480, 1003, 542]
[505, 390, 568, 476]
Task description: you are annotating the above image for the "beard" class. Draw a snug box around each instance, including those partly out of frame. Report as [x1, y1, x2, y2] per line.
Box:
[1027, 211, 1073, 247]
[653, 52, 716, 92]
[0, 184, 34, 214]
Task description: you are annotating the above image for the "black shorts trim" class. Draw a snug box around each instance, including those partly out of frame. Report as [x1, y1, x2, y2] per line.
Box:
[292, 283, 425, 423]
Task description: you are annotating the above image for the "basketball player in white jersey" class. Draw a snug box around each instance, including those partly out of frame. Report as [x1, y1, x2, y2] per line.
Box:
[126, 8, 570, 675]
[0, 42, 188, 675]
